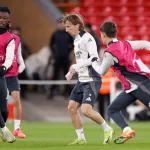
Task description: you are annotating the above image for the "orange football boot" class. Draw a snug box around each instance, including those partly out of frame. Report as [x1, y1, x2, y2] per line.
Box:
[114, 130, 136, 144]
[13, 128, 26, 138]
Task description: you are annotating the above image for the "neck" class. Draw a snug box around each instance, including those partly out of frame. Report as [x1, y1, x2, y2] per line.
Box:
[106, 37, 117, 45]
[74, 31, 80, 37]
[0, 28, 7, 34]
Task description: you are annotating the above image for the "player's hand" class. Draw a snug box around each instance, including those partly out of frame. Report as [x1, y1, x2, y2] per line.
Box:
[18, 63, 25, 73]
[69, 65, 76, 74]
[65, 71, 74, 83]
[0, 66, 7, 76]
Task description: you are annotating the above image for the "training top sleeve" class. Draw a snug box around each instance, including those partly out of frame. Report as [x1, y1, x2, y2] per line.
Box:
[18, 42, 25, 65]
[2, 39, 15, 70]
[128, 40, 150, 51]
[92, 52, 114, 75]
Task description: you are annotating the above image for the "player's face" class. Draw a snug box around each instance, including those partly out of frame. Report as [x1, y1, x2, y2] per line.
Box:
[65, 20, 79, 36]
[0, 12, 10, 29]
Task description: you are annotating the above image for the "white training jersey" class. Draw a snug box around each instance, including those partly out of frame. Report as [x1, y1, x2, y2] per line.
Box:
[74, 31, 101, 82]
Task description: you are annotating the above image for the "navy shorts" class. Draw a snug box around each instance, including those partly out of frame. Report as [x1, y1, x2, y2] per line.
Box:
[70, 80, 101, 106]
[6, 76, 20, 93]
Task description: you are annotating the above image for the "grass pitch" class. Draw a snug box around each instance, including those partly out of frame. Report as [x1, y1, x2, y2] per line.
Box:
[0, 121, 149, 150]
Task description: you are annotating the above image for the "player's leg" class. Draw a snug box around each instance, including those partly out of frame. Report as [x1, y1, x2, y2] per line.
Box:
[11, 91, 25, 138]
[0, 77, 15, 143]
[81, 81, 114, 144]
[134, 79, 150, 109]
[6, 76, 25, 138]
[108, 91, 136, 144]
[68, 82, 86, 145]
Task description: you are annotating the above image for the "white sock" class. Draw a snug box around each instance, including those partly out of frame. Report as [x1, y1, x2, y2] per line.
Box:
[123, 126, 132, 132]
[14, 120, 21, 130]
[1, 126, 8, 134]
[101, 121, 111, 132]
[75, 128, 86, 140]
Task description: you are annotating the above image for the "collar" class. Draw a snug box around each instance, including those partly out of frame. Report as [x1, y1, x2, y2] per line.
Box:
[79, 30, 86, 37]
[108, 38, 118, 46]
[75, 30, 86, 39]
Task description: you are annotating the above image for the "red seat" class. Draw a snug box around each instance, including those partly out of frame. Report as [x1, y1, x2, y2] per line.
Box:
[121, 26, 137, 36]
[140, 35, 150, 40]
[125, 0, 143, 6]
[138, 25, 148, 35]
[136, 16, 150, 26]
[124, 35, 134, 40]
[141, 0, 150, 5]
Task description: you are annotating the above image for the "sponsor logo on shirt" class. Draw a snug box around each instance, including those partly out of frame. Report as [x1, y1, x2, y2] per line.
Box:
[75, 51, 82, 59]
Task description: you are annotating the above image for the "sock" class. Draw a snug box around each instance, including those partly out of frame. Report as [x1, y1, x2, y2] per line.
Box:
[123, 126, 132, 132]
[101, 121, 111, 132]
[1, 126, 8, 134]
[75, 128, 86, 140]
[14, 120, 21, 130]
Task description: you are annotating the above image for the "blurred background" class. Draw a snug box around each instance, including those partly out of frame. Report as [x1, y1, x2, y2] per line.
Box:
[1, 0, 150, 122]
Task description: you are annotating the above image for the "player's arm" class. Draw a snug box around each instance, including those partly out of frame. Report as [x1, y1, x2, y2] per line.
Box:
[92, 52, 114, 75]
[3, 39, 15, 69]
[0, 39, 15, 76]
[128, 40, 150, 50]
[18, 42, 25, 73]
[71, 35, 100, 72]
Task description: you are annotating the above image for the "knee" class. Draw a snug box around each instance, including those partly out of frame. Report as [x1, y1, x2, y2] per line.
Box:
[68, 104, 77, 114]
[11, 93, 20, 104]
[108, 105, 117, 117]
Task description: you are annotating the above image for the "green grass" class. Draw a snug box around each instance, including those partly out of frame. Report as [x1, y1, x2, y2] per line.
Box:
[0, 121, 150, 150]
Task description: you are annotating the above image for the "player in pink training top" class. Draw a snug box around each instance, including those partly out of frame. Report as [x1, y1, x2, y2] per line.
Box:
[5, 33, 25, 138]
[0, 6, 16, 143]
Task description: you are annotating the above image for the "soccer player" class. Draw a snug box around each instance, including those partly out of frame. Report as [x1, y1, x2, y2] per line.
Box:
[5, 32, 26, 138]
[76, 21, 150, 144]
[0, 6, 16, 143]
[62, 14, 114, 145]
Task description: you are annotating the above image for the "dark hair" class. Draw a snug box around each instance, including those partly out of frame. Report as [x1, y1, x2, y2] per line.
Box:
[0, 6, 10, 14]
[62, 13, 84, 31]
[100, 21, 117, 38]
[85, 23, 92, 29]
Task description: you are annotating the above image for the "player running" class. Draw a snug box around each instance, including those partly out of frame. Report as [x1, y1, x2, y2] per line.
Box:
[63, 14, 114, 145]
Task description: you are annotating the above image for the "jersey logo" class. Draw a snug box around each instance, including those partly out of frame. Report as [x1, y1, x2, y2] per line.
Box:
[88, 38, 92, 42]
[86, 97, 91, 101]
[75, 51, 82, 59]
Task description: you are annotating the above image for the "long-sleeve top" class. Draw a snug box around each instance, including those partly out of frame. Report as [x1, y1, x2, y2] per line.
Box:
[2, 39, 15, 70]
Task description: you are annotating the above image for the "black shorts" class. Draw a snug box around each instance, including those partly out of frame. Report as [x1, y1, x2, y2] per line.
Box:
[70, 80, 101, 106]
[6, 76, 20, 93]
